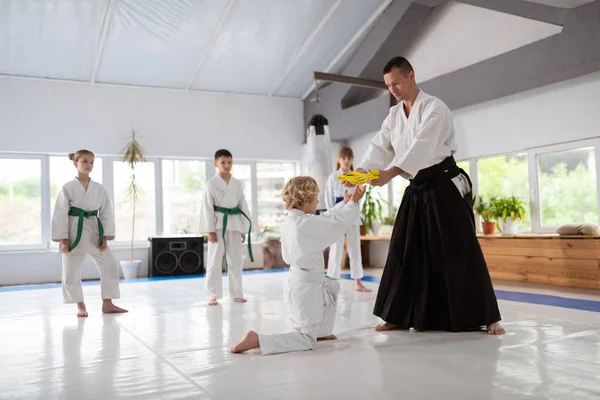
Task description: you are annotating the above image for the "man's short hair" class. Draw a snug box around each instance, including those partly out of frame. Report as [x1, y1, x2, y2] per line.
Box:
[383, 57, 414, 75]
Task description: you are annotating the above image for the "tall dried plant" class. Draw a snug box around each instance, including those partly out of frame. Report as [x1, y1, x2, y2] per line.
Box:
[121, 129, 147, 260]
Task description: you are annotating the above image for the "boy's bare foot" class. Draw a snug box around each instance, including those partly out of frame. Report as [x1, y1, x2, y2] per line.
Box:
[102, 300, 128, 314]
[208, 299, 219, 306]
[232, 298, 247, 303]
[374, 322, 400, 332]
[487, 321, 505, 335]
[230, 330, 260, 353]
[355, 280, 372, 292]
[77, 302, 88, 318]
[317, 334, 337, 341]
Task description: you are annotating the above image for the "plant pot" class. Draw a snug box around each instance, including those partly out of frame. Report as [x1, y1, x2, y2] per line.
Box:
[500, 218, 518, 236]
[120, 260, 141, 279]
[371, 220, 382, 236]
[482, 221, 496, 235]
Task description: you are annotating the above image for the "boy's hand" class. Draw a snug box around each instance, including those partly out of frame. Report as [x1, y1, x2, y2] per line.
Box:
[99, 237, 108, 250]
[241, 233, 246, 243]
[208, 232, 218, 243]
[343, 188, 354, 203]
[350, 186, 366, 203]
[60, 239, 71, 253]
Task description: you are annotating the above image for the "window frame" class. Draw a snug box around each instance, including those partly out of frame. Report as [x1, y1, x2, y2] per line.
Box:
[528, 138, 600, 233]
[0, 153, 47, 251]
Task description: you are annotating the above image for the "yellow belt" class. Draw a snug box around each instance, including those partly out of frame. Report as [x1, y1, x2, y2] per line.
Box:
[337, 170, 380, 186]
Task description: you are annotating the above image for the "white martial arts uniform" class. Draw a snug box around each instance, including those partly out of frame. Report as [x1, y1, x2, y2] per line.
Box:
[199, 175, 251, 300]
[51, 179, 120, 304]
[324, 169, 363, 280]
[258, 200, 360, 356]
[359, 90, 471, 195]
[360, 90, 457, 178]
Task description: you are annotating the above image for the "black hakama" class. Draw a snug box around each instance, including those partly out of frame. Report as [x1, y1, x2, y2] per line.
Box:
[373, 156, 501, 331]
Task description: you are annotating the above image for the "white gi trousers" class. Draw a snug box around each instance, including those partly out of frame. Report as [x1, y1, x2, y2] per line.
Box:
[205, 229, 244, 300]
[259, 268, 340, 356]
[327, 224, 363, 280]
[62, 238, 120, 304]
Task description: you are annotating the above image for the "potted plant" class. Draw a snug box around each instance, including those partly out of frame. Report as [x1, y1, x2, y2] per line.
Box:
[361, 186, 386, 236]
[119, 128, 147, 279]
[494, 196, 526, 236]
[474, 196, 497, 235]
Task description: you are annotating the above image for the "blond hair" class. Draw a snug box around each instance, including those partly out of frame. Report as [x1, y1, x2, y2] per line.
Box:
[336, 147, 354, 171]
[282, 176, 319, 210]
[68, 149, 95, 162]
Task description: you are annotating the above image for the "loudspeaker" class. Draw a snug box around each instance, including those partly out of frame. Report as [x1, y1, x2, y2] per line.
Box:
[148, 236, 204, 277]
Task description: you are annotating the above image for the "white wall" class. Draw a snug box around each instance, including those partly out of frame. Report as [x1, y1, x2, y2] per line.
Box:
[0, 77, 303, 160]
[453, 70, 600, 159]
[0, 243, 265, 287]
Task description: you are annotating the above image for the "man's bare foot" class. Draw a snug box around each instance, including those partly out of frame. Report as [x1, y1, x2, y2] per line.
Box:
[355, 280, 372, 292]
[487, 321, 505, 335]
[232, 298, 247, 303]
[208, 299, 219, 306]
[317, 334, 337, 341]
[77, 302, 88, 318]
[374, 322, 400, 332]
[102, 300, 128, 314]
[230, 330, 260, 353]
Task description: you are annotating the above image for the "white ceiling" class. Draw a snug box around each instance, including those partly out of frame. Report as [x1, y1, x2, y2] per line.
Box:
[405, 2, 563, 84]
[0, 0, 390, 97]
[521, 0, 594, 8]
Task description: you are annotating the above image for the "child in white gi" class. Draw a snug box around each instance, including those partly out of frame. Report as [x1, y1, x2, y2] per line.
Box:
[230, 176, 365, 355]
[324, 147, 371, 292]
[199, 149, 253, 306]
[51, 150, 128, 317]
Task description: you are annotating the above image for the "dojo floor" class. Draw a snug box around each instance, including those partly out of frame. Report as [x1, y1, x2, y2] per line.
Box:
[1, 269, 599, 400]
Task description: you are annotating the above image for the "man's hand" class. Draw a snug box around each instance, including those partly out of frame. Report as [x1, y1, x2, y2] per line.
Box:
[99, 237, 108, 250]
[208, 232, 218, 243]
[366, 167, 402, 187]
[341, 168, 367, 187]
[241, 233, 246, 243]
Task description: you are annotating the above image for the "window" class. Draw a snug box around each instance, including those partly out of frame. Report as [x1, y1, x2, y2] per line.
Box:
[0, 158, 42, 246]
[232, 163, 253, 217]
[391, 178, 407, 215]
[537, 147, 598, 227]
[113, 161, 156, 242]
[477, 153, 530, 231]
[162, 160, 205, 235]
[457, 160, 470, 173]
[367, 185, 391, 220]
[256, 162, 296, 233]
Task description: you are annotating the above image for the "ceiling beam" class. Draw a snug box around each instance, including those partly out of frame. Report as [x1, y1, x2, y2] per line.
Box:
[302, 0, 394, 100]
[268, 0, 343, 96]
[314, 71, 387, 90]
[459, 0, 567, 26]
[185, 0, 236, 90]
[90, 0, 116, 83]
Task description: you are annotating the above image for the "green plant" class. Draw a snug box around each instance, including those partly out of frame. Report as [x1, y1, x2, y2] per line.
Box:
[474, 196, 497, 223]
[361, 186, 386, 233]
[257, 225, 277, 240]
[121, 128, 147, 260]
[493, 196, 526, 224]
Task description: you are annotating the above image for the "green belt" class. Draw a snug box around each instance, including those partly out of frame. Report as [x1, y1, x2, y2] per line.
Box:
[214, 206, 254, 271]
[67, 207, 103, 251]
